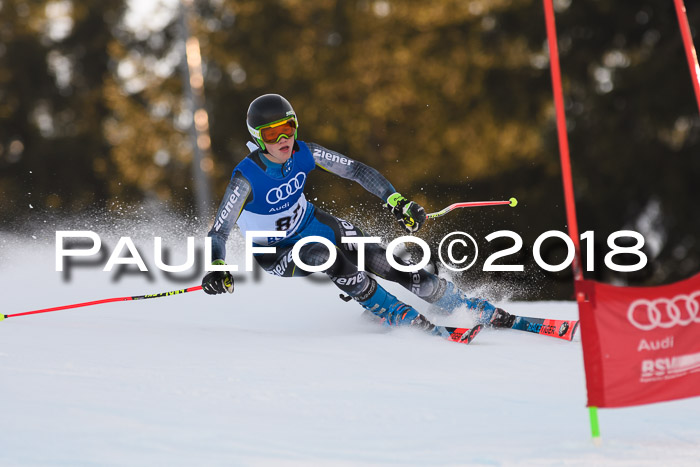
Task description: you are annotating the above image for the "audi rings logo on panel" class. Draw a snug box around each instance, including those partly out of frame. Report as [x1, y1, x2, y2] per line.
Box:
[266, 173, 306, 204]
[627, 291, 700, 331]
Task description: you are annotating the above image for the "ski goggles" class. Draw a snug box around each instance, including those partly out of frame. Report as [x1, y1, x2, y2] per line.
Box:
[257, 118, 297, 144]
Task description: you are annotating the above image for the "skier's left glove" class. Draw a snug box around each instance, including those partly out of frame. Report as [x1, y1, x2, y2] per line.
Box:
[202, 260, 234, 295]
[385, 192, 426, 233]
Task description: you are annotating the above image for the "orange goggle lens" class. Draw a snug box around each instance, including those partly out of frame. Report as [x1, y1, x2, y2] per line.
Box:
[260, 120, 297, 144]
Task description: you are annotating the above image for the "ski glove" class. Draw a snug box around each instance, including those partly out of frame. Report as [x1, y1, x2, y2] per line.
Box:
[385, 192, 426, 233]
[202, 260, 234, 295]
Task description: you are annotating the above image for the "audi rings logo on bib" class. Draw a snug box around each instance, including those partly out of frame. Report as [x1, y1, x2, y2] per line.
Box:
[266, 173, 306, 204]
[627, 291, 700, 331]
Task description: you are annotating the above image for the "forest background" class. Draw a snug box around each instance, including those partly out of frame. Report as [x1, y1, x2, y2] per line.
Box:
[1, 0, 699, 300]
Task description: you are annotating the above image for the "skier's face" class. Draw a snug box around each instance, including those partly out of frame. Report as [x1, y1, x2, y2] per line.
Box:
[265, 135, 294, 163]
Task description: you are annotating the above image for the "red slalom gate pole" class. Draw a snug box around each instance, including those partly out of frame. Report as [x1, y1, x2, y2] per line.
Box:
[542, 0, 598, 443]
[1, 286, 203, 321]
[542, 0, 582, 282]
[673, 0, 700, 115]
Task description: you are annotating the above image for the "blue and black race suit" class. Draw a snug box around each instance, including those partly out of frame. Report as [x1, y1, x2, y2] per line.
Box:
[207, 141, 440, 299]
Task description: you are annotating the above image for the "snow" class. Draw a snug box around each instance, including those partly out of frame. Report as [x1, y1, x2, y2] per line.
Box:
[1, 233, 699, 466]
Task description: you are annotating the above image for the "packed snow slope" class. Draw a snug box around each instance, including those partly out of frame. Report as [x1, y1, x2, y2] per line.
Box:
[1, 231, 699, 466]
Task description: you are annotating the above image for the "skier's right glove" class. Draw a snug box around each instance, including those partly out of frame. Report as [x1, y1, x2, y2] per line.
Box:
[385, 192, 426, 233]
[202, 260, 234, 295]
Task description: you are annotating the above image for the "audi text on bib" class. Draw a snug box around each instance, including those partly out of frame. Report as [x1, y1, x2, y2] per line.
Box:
[234, 141, 316, 246]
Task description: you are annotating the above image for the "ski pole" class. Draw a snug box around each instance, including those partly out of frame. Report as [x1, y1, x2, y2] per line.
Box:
[427, 197, 518, 219]
[0, 285, 203, 321]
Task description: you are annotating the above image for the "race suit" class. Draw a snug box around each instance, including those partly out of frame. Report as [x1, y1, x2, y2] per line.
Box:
[207, 140, 442, 301]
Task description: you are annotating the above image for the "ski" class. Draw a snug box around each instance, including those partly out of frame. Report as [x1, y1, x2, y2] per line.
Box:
[361, 309, 482, 345]
[507, 316, 579, 341]
[433, 324, 483, 344]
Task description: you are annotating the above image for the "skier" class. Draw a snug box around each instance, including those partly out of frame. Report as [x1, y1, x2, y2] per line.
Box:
[202, 94, 515, 337]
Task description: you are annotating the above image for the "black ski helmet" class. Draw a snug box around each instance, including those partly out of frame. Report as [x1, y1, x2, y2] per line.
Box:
[246, 94, 298, 151]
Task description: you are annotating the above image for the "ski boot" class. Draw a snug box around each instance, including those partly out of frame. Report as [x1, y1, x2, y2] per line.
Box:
[428, 279, 515, 328]
[488, 307, 516, 328]
[356, 278, 422, 327]
[352, 279, 482, 342]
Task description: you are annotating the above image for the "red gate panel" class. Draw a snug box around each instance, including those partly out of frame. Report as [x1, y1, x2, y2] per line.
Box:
[577, 274, 700, 408]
